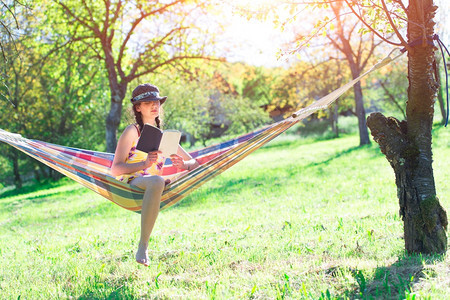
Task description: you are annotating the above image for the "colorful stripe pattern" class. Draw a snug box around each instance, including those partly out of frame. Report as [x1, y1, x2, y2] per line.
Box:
[0, 116, 299, 212]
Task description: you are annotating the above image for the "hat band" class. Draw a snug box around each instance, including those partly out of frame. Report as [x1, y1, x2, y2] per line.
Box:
[131, 91, 161, 102]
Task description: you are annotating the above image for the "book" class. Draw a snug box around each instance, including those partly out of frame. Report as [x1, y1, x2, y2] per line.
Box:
[136, 124, 181, 157]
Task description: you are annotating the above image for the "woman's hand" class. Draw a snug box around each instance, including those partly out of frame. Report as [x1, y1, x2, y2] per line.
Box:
[144, 151, 161, 169]
[170, 154, 187, 170]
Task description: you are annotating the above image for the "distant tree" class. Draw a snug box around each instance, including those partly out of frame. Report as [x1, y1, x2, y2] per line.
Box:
[0, 6, 108, 187]
[269, 57, 352, 136]
[240, 66, 274, 107]
[195, 70, 270, 144]
[46, 0, 219, 152]
[318, 0, 447, 254]
[0, 0, 31, 104]
[370, 57, 407, 119]
[0, 11, 42, 188]
[0, 0, 28, 60]
[286, 1, 382, 145]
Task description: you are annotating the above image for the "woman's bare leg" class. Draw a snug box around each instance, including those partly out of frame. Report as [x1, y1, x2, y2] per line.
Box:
[130, 175, 165, 266]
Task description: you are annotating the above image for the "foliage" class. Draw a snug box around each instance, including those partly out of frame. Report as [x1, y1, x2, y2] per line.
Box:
[365, 54, 408, 119]
[36, 0, 224, 152]
[0, 1, 31, 62]
[0, 122, 449, 298]
[0, 4, 108, 186]
[269, 58, 353, 119]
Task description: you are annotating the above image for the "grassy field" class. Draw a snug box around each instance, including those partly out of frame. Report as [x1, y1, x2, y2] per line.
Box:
[0, 124, 449, 299]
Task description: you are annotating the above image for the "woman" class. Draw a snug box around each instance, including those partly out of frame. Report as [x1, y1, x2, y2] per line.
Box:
[111, 83, 199, 266]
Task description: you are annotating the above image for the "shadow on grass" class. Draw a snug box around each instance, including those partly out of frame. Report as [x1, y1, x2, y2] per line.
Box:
[172, 176, 264, 209]
[76, 274, 144, 300]
[338, 253, 445, 299]
[0, 178, 69, 199]
[173, 143, 382, 210]
[2, 186, 85, 213]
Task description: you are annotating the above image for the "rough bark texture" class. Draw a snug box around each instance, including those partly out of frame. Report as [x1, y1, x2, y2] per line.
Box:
[367, 0, 447, 254]
[103, 41, 127, 153]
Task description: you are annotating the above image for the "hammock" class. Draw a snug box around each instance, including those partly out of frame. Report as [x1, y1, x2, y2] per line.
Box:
[0, 49, 403, 212]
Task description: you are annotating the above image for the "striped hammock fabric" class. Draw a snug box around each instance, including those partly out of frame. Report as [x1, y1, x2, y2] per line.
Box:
[0, 119, 298, 212]
[0, 49, 403, 212]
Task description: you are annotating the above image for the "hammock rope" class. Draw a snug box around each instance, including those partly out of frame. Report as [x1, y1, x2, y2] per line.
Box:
[0, 49, 404, 212]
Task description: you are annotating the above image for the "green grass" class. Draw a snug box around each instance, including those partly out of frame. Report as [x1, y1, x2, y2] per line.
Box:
[0, 125, 449, 299]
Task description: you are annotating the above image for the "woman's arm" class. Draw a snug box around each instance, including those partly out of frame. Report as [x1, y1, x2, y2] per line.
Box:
[110, 125, 160, 176]
[170, 145, 199, 171]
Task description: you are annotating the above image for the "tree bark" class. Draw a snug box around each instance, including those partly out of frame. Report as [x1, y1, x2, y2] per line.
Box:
[12, 151, 22, 189]
[347, 59, 370, 145]
[353, 80, 370, 145]
[367, 0, 447, 254]
[106, 99, 124, 153]
[103, 41, 127, 153]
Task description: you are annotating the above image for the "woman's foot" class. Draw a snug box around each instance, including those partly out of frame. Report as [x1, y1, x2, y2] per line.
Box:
[136, 243, 150, 266]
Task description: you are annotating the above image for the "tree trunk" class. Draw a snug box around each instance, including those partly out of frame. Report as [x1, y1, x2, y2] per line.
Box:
[106, 99, 123, 153]
[330, 102, 339, 137]
[12, 152, 22, 189]
[353, 81, 370, 145]
[348, 60, 370, 145]
[103, 42, 127, 153]
[367, 0, 447, 254]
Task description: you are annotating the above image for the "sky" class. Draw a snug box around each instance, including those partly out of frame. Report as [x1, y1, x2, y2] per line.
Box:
[213, 0, 295, 68]
[219, 0, 450, 68]
[219, 17, 293, 68]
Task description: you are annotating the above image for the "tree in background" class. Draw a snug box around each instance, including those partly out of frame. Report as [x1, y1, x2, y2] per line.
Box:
[269, 57, 353, 136]
[369, 56, 407, 119]
[0, 0, 31, 105]
[48, 0, 219, 152]
[284, 1, 382, 145]
[0, 6, 108, 187]
[0, 9, 46, 188]
[193, 66, 271, 145]
[323, 0, 447, 254]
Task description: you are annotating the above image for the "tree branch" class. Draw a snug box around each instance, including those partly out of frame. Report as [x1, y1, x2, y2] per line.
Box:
[129, 56, 222, 81]
[342, 0, 402, 46]
[117, 0, 185, 65]
[361, 36, 383, 70]
[391, 0, 407, 12]
[110, 0, 122, 25]
[380, 0, 408, 46]
[55, 0, 101, 37]
[102, 0, 110, 39]
[1, 0, 20, 29]
[378, 80, 406, 119]
[366, 112, 407, 166]
[81, 0, 96, 25]
[123, 26, 188, 80]
[287, 13, 349, 54]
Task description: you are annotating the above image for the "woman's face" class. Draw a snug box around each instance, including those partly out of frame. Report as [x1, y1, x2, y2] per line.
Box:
[136, 101, 160, 118]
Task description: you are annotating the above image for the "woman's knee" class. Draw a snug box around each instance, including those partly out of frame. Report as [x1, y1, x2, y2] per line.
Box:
[143, 175, 165, 190]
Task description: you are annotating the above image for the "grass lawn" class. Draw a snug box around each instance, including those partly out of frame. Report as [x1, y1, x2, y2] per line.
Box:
[0, 124, 449, 299]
